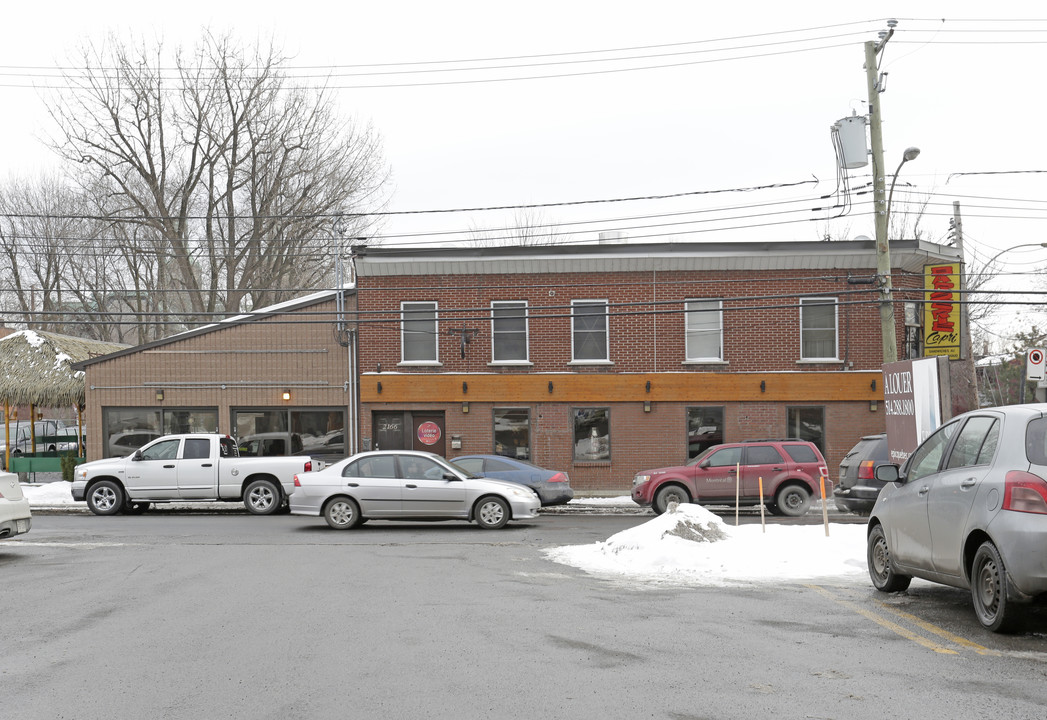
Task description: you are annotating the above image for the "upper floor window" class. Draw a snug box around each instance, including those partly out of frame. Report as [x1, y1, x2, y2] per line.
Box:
[491, 301, 528, 363]
[799, 298, 838, 360]
[685, 299, 723, 361]
[401, 301, 438, 363]
[572, 300, 609, 362]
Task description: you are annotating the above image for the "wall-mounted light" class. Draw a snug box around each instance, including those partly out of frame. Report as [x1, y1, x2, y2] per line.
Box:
[376, 363, 382, 373]
[870, 400, 878, 412]
[377, 381, 383, 394]
[462, 381, 468, 394]
[870, 379, 877, 391]
[155, 389, 164, 402]
[760, 380, 766, 393]
[643, 400, 652, 413]
[282, 389, 291, 402]
[548, 381, 554, 394]
[462, 401, 470, 414]
[645, 380, 651, 393]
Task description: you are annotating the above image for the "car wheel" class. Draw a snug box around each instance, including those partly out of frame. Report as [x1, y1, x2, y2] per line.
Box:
[87, 480, 124, 516]
[475, 496, 510, 529]
[324, 497, 362, 530]
[653, 485, 689, 515]
[971, 541, 1019, 633]
[867, 524, 912, 592]
[774, 485, 811, 517]
[123, 500, 151, 515]
[243, 479, 281, 515]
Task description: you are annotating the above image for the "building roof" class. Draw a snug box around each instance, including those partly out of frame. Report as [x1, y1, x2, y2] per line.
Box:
[72, 286, 356, 369]
[0, 330, 129, 407]
[351, 239, 961, 277]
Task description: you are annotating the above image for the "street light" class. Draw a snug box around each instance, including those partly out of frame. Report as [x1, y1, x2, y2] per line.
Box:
[886, 146, 920, 234]
[876, 146, 920, 364]
[983, 242, 1047, 267]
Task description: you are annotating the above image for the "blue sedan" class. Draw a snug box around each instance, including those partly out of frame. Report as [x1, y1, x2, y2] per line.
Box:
[452, 455, 574, 506]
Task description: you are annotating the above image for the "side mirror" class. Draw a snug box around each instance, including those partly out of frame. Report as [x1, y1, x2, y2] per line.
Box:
[698, 459, 710, 469]
[132, 450, 143, 461]
[443, 472, 461, 482]
[875, 464, 901, 483]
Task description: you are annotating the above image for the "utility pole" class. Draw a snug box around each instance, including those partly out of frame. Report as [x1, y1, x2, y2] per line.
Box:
[951, 201, 979, 413]
[866, 24, 897, 363]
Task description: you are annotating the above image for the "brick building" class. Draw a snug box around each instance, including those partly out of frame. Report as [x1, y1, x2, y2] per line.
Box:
[351, 239, 961, 493]
[74, 238, 961, 494]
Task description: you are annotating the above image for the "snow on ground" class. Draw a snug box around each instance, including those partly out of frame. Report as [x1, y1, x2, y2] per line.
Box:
[546, 502, 869, 587]
[20, 481, 76, 505]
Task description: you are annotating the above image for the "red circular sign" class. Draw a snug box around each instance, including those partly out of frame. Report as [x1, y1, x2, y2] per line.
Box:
[1031, 349, 1044, 365]
[417, 421, 442, 445]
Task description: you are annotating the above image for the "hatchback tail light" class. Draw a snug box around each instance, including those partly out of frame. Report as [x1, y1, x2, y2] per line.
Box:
[293, 475, 301, 487]
[1003, 470, 1047, 514]
[303, 461, 313, 473]
[857, 460, 876, 480]
[548, 472, 568, 483]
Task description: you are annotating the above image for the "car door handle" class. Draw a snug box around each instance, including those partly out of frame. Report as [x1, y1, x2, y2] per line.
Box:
[961, 478, 977, 489]
[772, 467, 784, 471]
[201, 463, 213, 467]
[163, 464, 175, 469]
[347, 482, 359, 487]
[406, 484, 417, 489]
[918, 485, 930, 496]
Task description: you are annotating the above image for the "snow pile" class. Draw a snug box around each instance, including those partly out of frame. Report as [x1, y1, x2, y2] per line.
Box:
[20, 481, 77, 505]
[546, 502, 869, 586]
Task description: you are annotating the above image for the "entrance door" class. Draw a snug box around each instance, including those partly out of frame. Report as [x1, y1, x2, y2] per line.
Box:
[372, 412, 406, 452]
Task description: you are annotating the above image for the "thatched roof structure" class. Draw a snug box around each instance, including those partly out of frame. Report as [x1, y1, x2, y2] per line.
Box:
[0, 330, 129, 407]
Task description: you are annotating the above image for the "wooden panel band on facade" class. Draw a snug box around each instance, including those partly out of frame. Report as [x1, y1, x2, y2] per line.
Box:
[360, 372, 882, 403]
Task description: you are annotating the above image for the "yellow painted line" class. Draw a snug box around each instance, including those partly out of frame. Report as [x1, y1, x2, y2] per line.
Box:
[875, 602, 1001, 656]
[807, 585, 958, 654]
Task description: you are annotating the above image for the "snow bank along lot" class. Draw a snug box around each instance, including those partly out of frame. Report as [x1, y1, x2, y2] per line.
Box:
[546, 502, 868, 586]
[22, 482, 868, 586]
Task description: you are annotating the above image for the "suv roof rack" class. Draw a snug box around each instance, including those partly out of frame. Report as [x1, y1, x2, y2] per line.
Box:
[740, 438, 809, 443]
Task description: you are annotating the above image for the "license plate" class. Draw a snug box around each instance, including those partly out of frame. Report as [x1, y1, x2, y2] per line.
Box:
[16, 519, 29, 533]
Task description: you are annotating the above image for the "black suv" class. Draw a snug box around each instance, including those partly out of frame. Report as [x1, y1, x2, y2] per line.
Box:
[833, 433, 889, 514]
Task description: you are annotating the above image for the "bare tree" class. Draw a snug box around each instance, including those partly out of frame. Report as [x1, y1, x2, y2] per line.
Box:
[45, 32, 387, 337]
[468, 209, 569, 247]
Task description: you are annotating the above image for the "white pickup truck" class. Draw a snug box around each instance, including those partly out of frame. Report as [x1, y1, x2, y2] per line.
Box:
[71, 433, 316, 516]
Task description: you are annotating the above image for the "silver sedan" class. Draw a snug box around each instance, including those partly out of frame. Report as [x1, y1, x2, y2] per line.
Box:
[290, 450, 540, 530]
[868, 404, 1047, 632]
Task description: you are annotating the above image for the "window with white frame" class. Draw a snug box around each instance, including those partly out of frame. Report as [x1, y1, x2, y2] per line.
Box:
[491, 301, 528, 363]
[572, 300, 609, 362]
[401, 301, 438, 363]
[685, 299, 723, 361]
[800, 298, 838, 360]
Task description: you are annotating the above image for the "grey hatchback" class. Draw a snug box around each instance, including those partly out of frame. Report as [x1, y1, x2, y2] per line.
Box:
[868, 404, 1047, 632]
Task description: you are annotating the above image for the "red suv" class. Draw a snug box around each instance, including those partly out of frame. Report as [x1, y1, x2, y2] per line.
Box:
[631, 439, 830, 516]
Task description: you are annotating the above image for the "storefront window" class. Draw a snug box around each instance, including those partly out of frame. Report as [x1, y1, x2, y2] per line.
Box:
[787, 406, 825, 453]
[573, 407, 610, 461]
[102, 408, 218, 458]
[234, 409, 346, 459]
[493, 408, 530, 459]
[687, 407, 724, 459]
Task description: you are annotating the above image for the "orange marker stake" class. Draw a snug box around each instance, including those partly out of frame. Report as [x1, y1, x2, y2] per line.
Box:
[759, 476, 766, 533]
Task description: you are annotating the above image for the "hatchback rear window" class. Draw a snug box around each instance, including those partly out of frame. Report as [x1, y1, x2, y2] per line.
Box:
[1026, 417, 1047, 465]
[782, 444, 819, 463]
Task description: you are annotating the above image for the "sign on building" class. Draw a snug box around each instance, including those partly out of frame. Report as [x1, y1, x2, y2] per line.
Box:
[923, 262, 962, 359]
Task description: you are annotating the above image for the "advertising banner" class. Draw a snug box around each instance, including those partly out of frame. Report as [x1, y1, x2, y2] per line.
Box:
[923, 262, 962, 359]
[882, 357, 946, 465]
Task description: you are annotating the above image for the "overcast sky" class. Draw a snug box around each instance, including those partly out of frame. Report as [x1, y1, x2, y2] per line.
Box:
[2, 1, 1046, 346]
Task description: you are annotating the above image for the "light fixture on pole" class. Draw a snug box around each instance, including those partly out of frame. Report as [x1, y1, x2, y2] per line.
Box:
[886, 146, 920, 233]
[983, 242, 1047, 267]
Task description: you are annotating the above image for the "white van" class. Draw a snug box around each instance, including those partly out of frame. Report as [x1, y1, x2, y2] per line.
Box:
[0, 472, 32, 539]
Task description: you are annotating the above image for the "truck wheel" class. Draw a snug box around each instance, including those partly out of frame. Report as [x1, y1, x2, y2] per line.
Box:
[87, 480, 125, 516]
[244, 479, 281, 515]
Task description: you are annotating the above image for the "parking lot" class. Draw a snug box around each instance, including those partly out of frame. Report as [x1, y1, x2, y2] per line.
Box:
[5, 511, 1047, 720]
